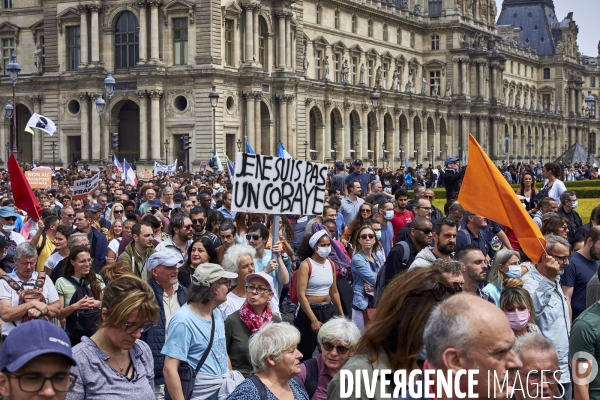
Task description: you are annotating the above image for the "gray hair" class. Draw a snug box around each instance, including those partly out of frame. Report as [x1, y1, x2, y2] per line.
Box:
[68, 232, 89, 249]
[249, 322, 301, 373]
[60, 206, 74, 216]
[545, 234, 571, 253]
[161, 186, 174, 196]
[513, 332, 557, 358]
[559, 190, 575, 204]
[423, 297, 474, 368]
[222, 244, 256, 275]
[14, 242, 37, 260]
[431, 259, 463, 275]
[317, 317, 361, 349]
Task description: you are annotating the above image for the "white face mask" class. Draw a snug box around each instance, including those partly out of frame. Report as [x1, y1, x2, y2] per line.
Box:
[316, 246, 331, 258]
[384, 210, 394, 221]
[375, 230, 382, 240]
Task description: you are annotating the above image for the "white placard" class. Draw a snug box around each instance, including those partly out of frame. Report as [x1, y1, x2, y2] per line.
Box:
[154, 160, 178, 176]
[72, 173, 100, 199]
[232, 153, 327, 216]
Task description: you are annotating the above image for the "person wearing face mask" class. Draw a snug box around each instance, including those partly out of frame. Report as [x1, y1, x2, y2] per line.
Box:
[557, 190, 582, 245]
[483, 249, 528, 306]
[294, 230, 344, 361]
[499, 279, 540, 336]
[0, 206, 25, 274]
[374, 200, 394, 257]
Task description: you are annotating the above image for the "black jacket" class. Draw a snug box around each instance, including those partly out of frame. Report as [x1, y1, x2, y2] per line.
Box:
[443, 168, 466, 201]
[141, 278, 187, 385]
[557, 207, 583, 245]
[382, 237, 420, 287]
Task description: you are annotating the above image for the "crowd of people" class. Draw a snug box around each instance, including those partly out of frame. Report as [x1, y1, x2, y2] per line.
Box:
[0, 157, 598, 400]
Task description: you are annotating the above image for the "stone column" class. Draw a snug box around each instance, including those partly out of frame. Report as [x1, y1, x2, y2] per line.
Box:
[245, 92, 255, 150]
[31, 95, 43, 162]
[477, 62, 484, 99]
[136, 90, 148, 160]
[149, 90, 163, 160]
[575, 90, 581, 116]
[477, 116, 485, 144]
[324, 101, 332, 162]
[277, 95, 287, 149]
[253, 6, 259, 63]
[343, 103, 352, 162]
[138, 4, 147, 64]
[569, 88, 575, 116]
[393, 109, 400, 167]
[245, 5, 254, 63]
[460, 115, 469, 154]
[78, 6, 88, 67]
[277, 12, 286, 68]
[378, 109, 385, 164]
[361, 105, 370, 161]
[254, 94, 261, 154]
[89, 5, 100, 65]
[491, 118, 498, 158]
[286, 96, 294, 156]
[460, 61, 467, 97]
[89, 94, 101, 160]
[285, 13, 291, 68]
[79, 93, 89, 160]
[490, 66, 497, 102]
[149, 2, 160, 63]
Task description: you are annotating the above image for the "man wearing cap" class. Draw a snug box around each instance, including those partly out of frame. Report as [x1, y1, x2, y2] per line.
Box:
[217, 191, 236, 220]
[74, 210, 108, 269]
[155, 213, 192, 266]
[0, 320, 76, 399]
[344, 159, 370, 196]
[443, 156, 466, 201]
[173, 193, 185, 209]
[90, 203, 111, 232]
[142, 252, 187, 400]
[147, 199, 163, 217]
[330, 162, 348, 195]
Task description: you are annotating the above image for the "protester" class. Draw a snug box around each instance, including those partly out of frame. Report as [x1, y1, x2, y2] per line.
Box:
[390, 188, 413, 235]
[541, 162, 567, 205]
[106, 219, 134, 267]
[410, 217, 456, 268]
[216, 221, 236, 264]
[373, 200, 394, 256]
[67, 275, 159, 399]
[233, 212, 249, 245]
[499, 279, 540, 337]
[178, 237, 218, 289]
[162, 263, 243, 399]
[394, 197, 433, 243]
[50, 233, 92, 283]
[117, 221, 156, 281]
[454, 245, 495, 303]
[557, 190, 582, 245]
[340, 203, 372, 246]
[541, 215, 570, 240]
[532, 197, 558, 228]
[482, 248, 523, 305]
[442, 157, 465, 201]
[517, 172, 537, 211]
[220, 244, 259, 319]
[43, 224, 73, 275]
[225, 322, 308, 399]
[154, 213, 193, 266]
[431, 258, 465, 285]
[455, 210, 491, 257]
[513, 333, 562, 400]
[340, 180, 365, 227]
[74, 210, 107, 269]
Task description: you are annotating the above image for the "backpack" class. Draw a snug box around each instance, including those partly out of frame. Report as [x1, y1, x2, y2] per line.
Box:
[64, 276, 101, 341]
[0, 272, 50, 325]
[374, 241, 409, 306]
[289, 258, 335, 304]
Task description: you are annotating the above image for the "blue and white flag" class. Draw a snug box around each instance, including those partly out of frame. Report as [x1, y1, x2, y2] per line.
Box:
[226, 156, 235, 179]
[123, 159, 138, 186]
[113, 154, 123, 173]
[277, 142, 292, 159]
[404, 156, 410, 168]
[246, 137, 255, 154]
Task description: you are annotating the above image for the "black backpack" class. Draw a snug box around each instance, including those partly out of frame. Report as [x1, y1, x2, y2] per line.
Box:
[64, 277, 100, 340]
[374, 241, 409, 306]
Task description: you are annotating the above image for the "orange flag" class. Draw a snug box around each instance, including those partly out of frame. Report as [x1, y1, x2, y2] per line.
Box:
[457, 134, 546, 262]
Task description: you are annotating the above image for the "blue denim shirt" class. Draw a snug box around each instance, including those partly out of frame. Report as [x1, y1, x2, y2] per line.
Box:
[351, 252, 382, 310]
[521, 267, 571, 383]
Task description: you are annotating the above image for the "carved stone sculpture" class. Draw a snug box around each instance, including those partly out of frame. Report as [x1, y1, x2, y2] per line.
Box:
[392, 69, 400, 91]
[324, 56, 330, 81]
[341, 59, 349, 84]
[359, 63, 365, 85]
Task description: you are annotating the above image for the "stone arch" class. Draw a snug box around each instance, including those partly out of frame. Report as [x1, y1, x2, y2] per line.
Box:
[258, 10, 274, 33]
[114, 11, 139, 69]
[260, 101, 272, 155]
[15, 104, 33, 163]
[309, 106, 324, 161]
[104, 5, 140, 29]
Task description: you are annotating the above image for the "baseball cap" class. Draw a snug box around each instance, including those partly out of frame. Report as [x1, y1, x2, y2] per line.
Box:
[89, 203, 103, 213]
[173, 193, 185, 202]
[245, 271, 275, 293]
[334, 161, 344, 169]
[353, 159, 363, 165]
[147, 252, 181, 271]
[150, 199, 162, 208]
[444, 157, 460, 167]
[192, 263, 237, 287]
[0, 320, 76, 372]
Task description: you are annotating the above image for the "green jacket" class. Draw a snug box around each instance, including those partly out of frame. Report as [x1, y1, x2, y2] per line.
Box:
[117, 241, 155, 282]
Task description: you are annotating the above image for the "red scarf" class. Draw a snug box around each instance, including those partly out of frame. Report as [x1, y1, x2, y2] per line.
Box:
[238, 301, 273, 333]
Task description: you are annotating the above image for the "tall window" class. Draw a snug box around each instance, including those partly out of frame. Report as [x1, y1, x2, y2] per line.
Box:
[259, 18, 267, 67]
[224, 19, 234, 66]
[383, 25, 388, 42]
[429, 70, 440, 95]
[367, 20, 372, 37]
[316, 6, 321, 24]
[334, 10, 339, 29]
[114, 11, 139, 68]
[543, 67, 550, 79]
[397, 28, 402, 44]
[367, 60, 373, 87]
[173, 18, 188, 65]
[592, 77, 596, 88]
[351, 15, 356, 33]
[334, 54, 340, 82]
[1, 38, 14, 75]
[352, 57, 358, 85]
[315, 50, 322, 79]
[3, 0, 12, 8]
[431, 35, 440, 50]
[542, 94, 551, 111]
[383, 62, 389, 86]
[67, 26, 81, 70]
[428, 0, 442, 16]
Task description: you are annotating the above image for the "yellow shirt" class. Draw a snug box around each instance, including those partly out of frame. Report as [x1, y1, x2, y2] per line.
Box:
[36, 234, 56, 272]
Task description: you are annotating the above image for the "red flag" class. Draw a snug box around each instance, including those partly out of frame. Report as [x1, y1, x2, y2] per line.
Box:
[8, 154, 42, 219]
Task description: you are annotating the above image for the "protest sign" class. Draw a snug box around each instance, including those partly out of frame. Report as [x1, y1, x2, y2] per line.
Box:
[72, 173, 100, 199]
[232, 153, 327, 215]
[137, 170, 153, 180]
[199, 161, 208, 172]
[24, 171, 52, 189]
[154, 160, 177, 176]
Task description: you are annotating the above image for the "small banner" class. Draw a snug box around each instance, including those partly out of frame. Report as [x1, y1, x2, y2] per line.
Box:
[154, 160, 177, 176]
[72, 173, 100, 199]
[24, 171, 52, 189]
[199, 161, 208, 172]
[137, 170, 153, 181]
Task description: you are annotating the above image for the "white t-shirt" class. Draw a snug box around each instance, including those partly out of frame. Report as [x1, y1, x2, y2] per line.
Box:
[0, 271, 59, 335]
[108, 238, 122, 255]
[44, 252, 65, 270]
[8, 231, 25, 245]
[544, 179, 567, 205]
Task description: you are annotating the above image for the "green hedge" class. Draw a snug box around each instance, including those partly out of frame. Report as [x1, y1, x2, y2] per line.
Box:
[510, 180, 600, 190]
[427, 182, 600, 199]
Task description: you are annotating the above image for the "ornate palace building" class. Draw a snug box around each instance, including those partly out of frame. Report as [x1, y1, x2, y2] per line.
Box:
[0, 0, 599, 168]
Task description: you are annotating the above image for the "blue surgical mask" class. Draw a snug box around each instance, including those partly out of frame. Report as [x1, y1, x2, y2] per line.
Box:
[384, 181, 390, 186]
[571, 200, 579, 209]
[506, 265, 522, 279]
[384, 210, 394, 221]
[375, 230, 382, 240]
[2, 225, 14, 233]
[173, 204, 181, 209]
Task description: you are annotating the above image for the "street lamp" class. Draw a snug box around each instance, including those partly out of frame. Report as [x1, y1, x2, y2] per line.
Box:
[526, 140, 533, 164]
[399, 142, 404, 161]
[584, 90, 596, 164]
[352, 141, 358, 160]
[444, 143, 448, 160]
[370, 87, 380, 167]
[333, 141, 338, 162]
[236, 138, 242, 152]
[416, 143, 420, 167]
[51, 142, 57, 170]
[303, 141, 308, 161]
[430, 143, 434, 163]
[4, 142, 7, 162]
[104, 71, 116, 163]
[382, 141, 386, 162]
[164, 139, 170, 164]
[95, 94, 106, 167]
[5, 54, 20, 156]
[209, 85, 219, 154]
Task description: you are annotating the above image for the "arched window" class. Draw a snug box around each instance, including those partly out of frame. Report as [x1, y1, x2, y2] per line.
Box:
[351, 15, 356, 33]
[114, 11, 139, 69]
[383, 24, 388, 42]
[367, 20, 372, 37]
[334, 10, 339, 29]
[258, 17, 268, 67]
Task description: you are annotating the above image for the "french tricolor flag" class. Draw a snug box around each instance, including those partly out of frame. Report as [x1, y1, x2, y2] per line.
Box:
[123, 159, 138, 186]
[113, 154, 123, 173]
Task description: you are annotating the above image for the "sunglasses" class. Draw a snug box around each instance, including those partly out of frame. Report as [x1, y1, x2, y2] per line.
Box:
[246, 234, 262, 241]
[360, 209, 372, 213]
[412, 227, 432, 235]
[360, 233, 375, 240]
[322, 342, 350, 355]
[1, 216, 16, 222]
[424, 196, 434, 200]
[191, 218, 204, 225]
[114, 210, 123, 214]
[407, 282, 463, 301]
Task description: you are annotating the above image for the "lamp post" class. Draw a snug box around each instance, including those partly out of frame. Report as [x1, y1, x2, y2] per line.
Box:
[333, 141, 338, 163]
[352, 141, 358, 160]
[444, 143, 448, 160]
[4, 101, 13, 162]
[236, 138, 242, 152]
[584, 90, 596, 164]
[164, 139, 170, 164]
[399, 142, 404, 162]
[370, 87, 380, 167]
[104, 72, 116, 163]
[209, 85, 220, 155]
[6, 55, 20, 156]
[430, 143, 434, 163]
[527, 140, 533, 164]
[95, 94, 106, 167]
[51, 142, 57, 170]
[416, 143, 420, 167]
[382, 141, 386, 162]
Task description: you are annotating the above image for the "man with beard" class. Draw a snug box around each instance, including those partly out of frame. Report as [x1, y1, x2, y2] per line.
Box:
[340, 180, 364, 227]
[522, 234, 572, 400]
[454, 245, 494, 303]
[189, 206, 221, 247]
[215, 221, 236, 265]
[394, 197, 433, 243]
[410, 217, 456, 268]
[562, 226, 600, 321]
[155, 213, 193, 267]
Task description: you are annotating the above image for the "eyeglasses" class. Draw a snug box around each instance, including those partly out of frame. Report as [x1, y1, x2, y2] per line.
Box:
[322, 342, 350, 355]
[548, 253, 569, 264]
[1, 216, 16, 222]
[416, 206, 432, 211]
[412, 227, 433, 235]
[519, 369, 561, 382]
[191, 218, 204, 225]
[246, 284, 271, 294]
[246, 234, 262, 241]
[424, 196, 434, 200]
[360, 209, 372, 213]
[360, 233, 375, 240]
[407, 282, 463, 301]
[218, 279, 232, 288]
[124, 322, 153, 334]
[560, 225, 569, 230]
[183, 224, 193, 230]
[114, 210, 123, 214]
[65, 214, 75, 218]
[6, 372, 76, 393]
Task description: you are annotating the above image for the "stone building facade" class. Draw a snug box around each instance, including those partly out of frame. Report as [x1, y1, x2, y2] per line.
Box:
[0, 0, 599, 168]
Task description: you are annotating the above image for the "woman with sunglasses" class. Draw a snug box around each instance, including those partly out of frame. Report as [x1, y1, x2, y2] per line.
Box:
[67, 275, 159, 399]
[225, 271, 281, 378]
[108, 203, 126, 223]
[350, 224, 383, 332]
[178, 237, 219, 288]
[541, 215, 570, 241]
[294, 230, 345, 360]
[328, 267, 461, 400]
[340, 203, 373, 247]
